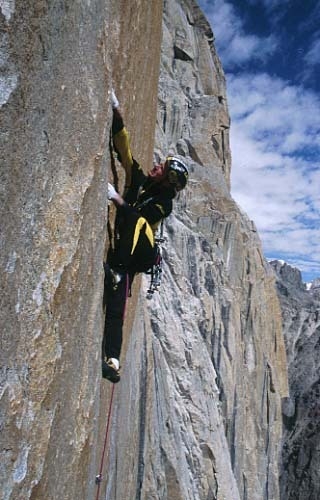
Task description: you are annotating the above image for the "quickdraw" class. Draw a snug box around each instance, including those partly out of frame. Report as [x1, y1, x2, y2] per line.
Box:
[146, 221, 165, 299]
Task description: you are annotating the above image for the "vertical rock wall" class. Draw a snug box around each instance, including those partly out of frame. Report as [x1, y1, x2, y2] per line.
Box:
[0, 1, 162, 499]
[271, 262, 320, 500]
[1, 1, 290, 499]
[107, 1, 288, 499]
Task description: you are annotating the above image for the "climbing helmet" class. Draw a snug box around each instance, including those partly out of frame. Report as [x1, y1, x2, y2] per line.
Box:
[164, 156, 189, 191]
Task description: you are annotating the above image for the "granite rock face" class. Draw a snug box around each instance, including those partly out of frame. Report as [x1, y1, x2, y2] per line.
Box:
[270, 261, 320, 500]
[0, 1, 161, 499]
[1, 1, 289, 499]
[107, 2, 288, 499]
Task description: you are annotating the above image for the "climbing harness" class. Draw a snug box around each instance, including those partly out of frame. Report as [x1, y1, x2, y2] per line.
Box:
[146, 221, 165, 299]
[95, 384, 116, 500]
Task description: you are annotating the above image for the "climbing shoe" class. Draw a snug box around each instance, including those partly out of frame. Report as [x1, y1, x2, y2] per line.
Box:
[102, 357, 120, 383]
[109, 268, 123, 289]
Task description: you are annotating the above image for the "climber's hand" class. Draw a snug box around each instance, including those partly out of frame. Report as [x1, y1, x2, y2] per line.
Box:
[107, 183, 118, 200]
[111, 89, 119, 109]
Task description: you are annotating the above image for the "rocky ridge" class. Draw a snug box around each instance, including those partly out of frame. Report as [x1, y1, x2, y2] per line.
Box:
[270, 261, 320, 500]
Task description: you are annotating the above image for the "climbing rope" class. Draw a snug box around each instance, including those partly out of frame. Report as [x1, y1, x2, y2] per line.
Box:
[123, 272, 130, 315]
[95, 272, 130, 498]
[146, 220, 165, 299]
[95, 383, 116, 500]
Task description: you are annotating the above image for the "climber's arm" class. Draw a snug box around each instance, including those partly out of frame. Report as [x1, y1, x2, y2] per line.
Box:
[111, 97, 134, 188]
[111, 92, 147, 193]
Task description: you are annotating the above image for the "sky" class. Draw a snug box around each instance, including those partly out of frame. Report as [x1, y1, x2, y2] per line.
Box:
[197, 0, 320, 283]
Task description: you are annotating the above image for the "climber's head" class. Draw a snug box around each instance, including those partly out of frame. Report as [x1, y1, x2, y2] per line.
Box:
[149, 156, 188, 192]
[164, 156, 188, 191]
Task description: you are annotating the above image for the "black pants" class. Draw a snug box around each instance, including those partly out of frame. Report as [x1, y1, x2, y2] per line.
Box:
[103, 265, 132, 359]
[103, 210, 157, 360]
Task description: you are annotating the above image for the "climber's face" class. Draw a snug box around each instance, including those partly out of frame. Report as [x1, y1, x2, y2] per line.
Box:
[149, 162, 166, 180]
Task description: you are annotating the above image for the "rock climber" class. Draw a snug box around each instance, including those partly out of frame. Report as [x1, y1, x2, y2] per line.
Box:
[102, 90, 189, 383]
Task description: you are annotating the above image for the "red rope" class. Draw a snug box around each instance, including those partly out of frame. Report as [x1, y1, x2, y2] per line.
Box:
[95, 272, 130, 498]
[122, 273, 130, 319]
[95, 383, 116, 500]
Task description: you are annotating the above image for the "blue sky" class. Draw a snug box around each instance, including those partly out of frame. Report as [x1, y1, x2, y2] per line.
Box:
[198, 0, 320, 283]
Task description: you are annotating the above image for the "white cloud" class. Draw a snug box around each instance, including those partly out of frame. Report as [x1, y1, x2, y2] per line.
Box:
[304, 37, 320, 66]
[198, 0, 320, 279]
[229, 73, 320, 277]
[198, 0, 277, 68]
[246, 0, 290, 10]
[228, 73, 320, 156]
[289, 258, 320, 276]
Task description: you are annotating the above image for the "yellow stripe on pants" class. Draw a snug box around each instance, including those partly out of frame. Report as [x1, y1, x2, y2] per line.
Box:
[131, 217, 154, 255]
